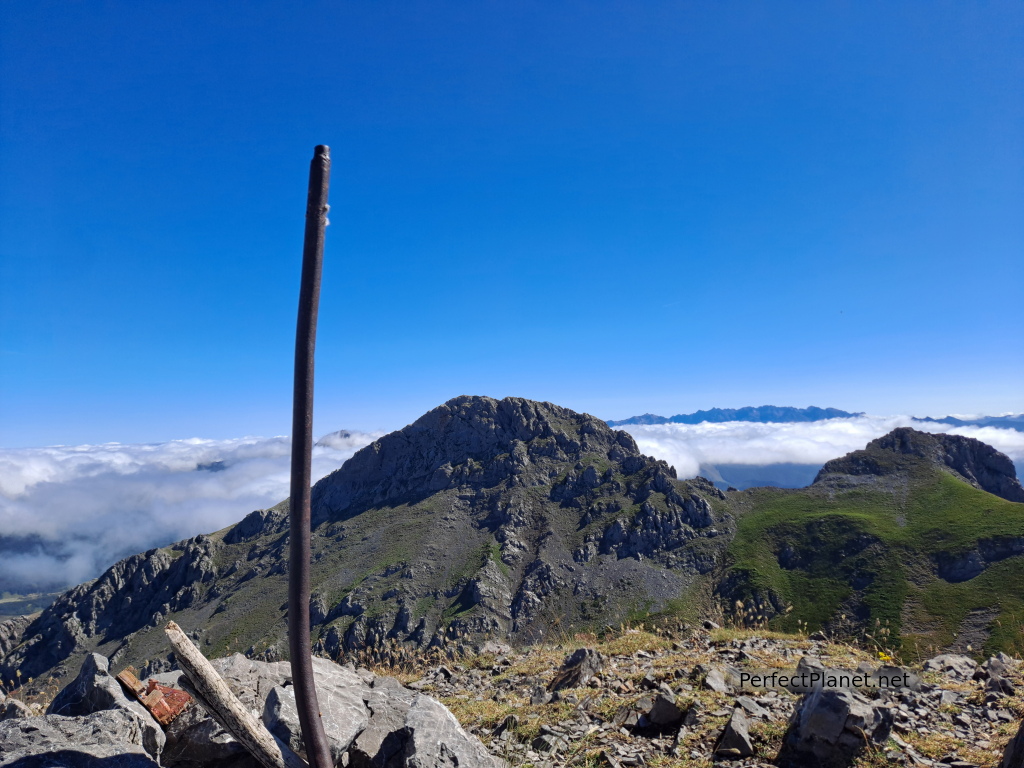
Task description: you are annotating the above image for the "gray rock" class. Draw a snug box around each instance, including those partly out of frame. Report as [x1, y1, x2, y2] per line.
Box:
[349, 676, 500, 768]
[648, 693, 683, 726]
[1002, 716, 1024, 768]
[735, 695, 770, 719]
[350, 676, 417, 768]
[703, 666, 732, 693]
[0, 697, 32, 721]
[549, 648, 604, 691]
[779, 688, 893, 767]
[0, 616, 31, 663]
[46, 652, 164, 760]
[923, 654, 978, 681]
[263, 657, 370, 763]
[872, 665, 922, 691]
[715, 707, 755, 758]
[209, 653, 292, 711]
[161, 700, 256, 768]
[987, 676, 1016, 696]
[0, 708, 159, 767]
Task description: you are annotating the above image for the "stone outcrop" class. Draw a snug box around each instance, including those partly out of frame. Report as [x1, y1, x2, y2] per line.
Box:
[46, 651, 166, 760]
[714, 707, 755, 758]
[0, 709, 160, 767]
[1, 651, 499, 768]
[778, 687, 893, 767]
[816, 427, 1024, 502]
[0, 615, 30, 663]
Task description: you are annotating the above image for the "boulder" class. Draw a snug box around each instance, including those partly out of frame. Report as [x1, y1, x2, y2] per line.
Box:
[0, 708, 159, 767]
[647, 693, 683, 726]
[703, 666, 732, 694]
[715, 707, 755, 759]
[263, 657, 370, 763]
[923, 654, 978, 681]
[548, 648, 604, 691]
[349, 675, 500, 768]
[871, 664, 921, 692]
[735, 695, 770, 719]
[46, 652, 164, 760]
[778, 687, 893, 767]
[209, 653, 292, 711]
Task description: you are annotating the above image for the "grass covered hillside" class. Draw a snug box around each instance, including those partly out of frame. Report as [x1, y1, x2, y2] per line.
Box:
[721, 428, 1024, 660]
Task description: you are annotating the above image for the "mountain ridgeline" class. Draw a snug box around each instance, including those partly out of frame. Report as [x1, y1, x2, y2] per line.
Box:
[2, 397, 1023, 690]
[607, 405, 862, 427]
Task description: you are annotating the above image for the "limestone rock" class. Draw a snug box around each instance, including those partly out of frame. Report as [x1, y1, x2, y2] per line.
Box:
[0, 708, 159, 767]
[703, 666, 732, 694]
[348, 673, 500, 768]
[0, 615, 31, 662]
[0, 697, 32, 721]
[1002, 716, 1024, 768]
[47, 652, 165, 760]
[263, 657, 370, 763]
[648, 693, 683, 726]
[161, 700, 257, 768]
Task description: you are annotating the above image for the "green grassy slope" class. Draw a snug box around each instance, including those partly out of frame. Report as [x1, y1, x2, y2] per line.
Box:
[723, 465, 1024, 658]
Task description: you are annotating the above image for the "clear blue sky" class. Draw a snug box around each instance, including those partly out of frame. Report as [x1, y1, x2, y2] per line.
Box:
[1, 1, 1021, 447]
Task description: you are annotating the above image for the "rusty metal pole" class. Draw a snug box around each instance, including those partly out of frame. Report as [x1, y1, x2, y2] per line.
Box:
[289, 144, 332, 768]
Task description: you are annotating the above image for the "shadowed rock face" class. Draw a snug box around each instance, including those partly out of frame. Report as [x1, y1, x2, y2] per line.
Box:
[814, 427, 1024, 502]
[311, 396, 648, 522]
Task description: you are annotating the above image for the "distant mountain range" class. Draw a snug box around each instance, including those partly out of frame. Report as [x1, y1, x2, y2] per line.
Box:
[608, 406, 1024, 431]
[917, 414, 1024, 432]
[607, 406, 862, 426]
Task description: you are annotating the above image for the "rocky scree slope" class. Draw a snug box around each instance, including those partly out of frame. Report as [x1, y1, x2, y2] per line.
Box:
[0, 396, 731, 689]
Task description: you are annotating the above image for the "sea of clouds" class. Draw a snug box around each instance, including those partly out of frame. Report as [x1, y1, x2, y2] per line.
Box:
[620, 415, 1024, 481]
[0, 430, 380, 593]
[1, 415, 1022, 595]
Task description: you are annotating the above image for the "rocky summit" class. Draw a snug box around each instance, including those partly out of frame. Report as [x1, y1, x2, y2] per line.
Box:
[1, 396, 731, 689]
[2, 396, 1024, 706]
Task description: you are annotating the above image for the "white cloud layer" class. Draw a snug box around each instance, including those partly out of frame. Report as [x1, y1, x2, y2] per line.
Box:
[620, 416, 1024, 481]
[0, 431, 380, 592]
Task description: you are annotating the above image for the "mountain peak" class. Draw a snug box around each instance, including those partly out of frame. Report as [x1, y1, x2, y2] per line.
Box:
[312, 395, 642, 521]
[814, 426, 1024, 502]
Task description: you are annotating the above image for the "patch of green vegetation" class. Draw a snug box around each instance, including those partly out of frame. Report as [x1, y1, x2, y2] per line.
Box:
[724, 467, 1024, 654]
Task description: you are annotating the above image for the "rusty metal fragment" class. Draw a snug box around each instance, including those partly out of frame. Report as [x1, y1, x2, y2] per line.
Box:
[117, 666, 193, 725]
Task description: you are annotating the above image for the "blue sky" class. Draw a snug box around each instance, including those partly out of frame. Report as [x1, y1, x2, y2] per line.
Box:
[2, 1, 1022, 447]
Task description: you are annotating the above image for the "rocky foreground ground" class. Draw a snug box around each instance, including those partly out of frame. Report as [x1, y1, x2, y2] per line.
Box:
[2, 623, 1024, 768]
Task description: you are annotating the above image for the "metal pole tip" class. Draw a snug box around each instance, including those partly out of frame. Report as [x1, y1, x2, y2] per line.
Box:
[314, 145, 330, 158]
